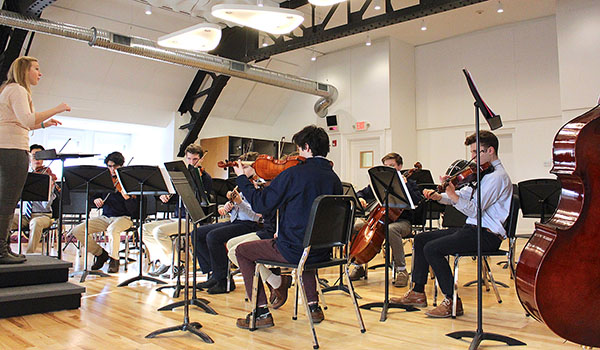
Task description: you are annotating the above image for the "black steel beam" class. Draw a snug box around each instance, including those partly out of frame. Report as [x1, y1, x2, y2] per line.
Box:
[244, 0, 486, 61]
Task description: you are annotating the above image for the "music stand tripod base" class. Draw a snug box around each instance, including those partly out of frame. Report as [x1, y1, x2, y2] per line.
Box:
[70, 269, 109, 283]
[146, 321, 213, 344]
[446, 330, 526, 349]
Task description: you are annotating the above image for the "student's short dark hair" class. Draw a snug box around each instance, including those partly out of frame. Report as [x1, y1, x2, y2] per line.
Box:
[104, 151, 125, 166]
[185, 144, 204, 158]
[29, 144, 45, 152]
[381, 153, 403, 166]
[292, 125, 330, 157]
[465, 130, 499, 154]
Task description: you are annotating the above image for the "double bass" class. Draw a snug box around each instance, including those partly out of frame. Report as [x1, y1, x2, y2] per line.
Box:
[515, 105, 600, 347]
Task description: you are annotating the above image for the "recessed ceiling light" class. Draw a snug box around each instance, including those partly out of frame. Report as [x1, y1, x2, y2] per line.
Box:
[308, 0, 347, 6]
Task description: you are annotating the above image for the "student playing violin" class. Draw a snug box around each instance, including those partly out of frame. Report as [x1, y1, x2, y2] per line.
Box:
[391, 130, 512, 318]
[233, 125, 342, 330]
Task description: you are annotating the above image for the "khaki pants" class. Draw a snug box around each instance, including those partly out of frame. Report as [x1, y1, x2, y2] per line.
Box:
[226, 232, 273, 282]
[142, 219, 191, 264]
[72, 215, 132, 259]
[11, 213, 53, 253]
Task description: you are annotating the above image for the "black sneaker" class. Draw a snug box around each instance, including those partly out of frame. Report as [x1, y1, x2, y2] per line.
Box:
[91, 249, 109, 270]
[207, 277, 236, 294]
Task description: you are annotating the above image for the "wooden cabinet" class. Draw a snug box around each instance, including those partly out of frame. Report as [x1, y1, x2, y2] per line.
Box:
[200, 136, 296, 179]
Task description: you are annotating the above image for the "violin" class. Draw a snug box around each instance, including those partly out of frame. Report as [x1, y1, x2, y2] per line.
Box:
[111, 175, 134, 199]
[437, 161, 493, 193]
[515, 105, 600, 347]
[218, 154, 307, 181]
[404, 162, 423, 178]
[34, 165, 61, 192]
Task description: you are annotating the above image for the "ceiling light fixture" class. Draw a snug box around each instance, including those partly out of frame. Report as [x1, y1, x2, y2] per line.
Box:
[308, 0, 347, 6]
[145, 5, 152, 15]
[212, 4, 304, 35]
[420, 19, 427, 31]
[496, 1, 504, 13]
[374, 0, 381, 11]
[257, 0, 264, 7]
[261, 37, 268, 47]
[365, 35, 371, 46]
[311, 52, 317, 61]
[158, 23, 222, 52]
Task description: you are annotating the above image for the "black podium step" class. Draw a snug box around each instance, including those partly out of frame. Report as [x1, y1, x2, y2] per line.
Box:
[0, 282, 86, 318]
[0, 255, 72, 288]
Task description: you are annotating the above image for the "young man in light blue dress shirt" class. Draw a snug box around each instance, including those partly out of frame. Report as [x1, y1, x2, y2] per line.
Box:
[391, 130, 512, 318]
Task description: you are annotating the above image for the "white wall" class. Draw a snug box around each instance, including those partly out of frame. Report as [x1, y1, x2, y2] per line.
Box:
[556, 0, 600, 121]
[415, 16, 561, 182]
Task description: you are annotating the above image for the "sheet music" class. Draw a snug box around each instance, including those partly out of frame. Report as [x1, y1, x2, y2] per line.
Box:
[160, 167, 177, 194]
[398, 171, 416, 210]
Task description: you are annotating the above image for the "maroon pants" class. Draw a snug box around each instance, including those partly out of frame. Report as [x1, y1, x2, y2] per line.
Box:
[236, 238, 318, 306]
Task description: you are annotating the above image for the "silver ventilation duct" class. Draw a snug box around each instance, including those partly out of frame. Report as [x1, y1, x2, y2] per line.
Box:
[0, 10, 337, 117]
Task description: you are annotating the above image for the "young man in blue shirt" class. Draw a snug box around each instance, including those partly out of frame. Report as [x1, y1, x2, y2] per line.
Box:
[233, 125, 342, 329]
[391, 130, 512, 318]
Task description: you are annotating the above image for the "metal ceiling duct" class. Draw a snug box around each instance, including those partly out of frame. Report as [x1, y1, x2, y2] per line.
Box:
[0, 9, 337, 117]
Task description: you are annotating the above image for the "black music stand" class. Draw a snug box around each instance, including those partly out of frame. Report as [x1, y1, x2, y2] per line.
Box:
[446, 69, 525, 349]
[359, 166, 419, 321]
[518, 179, 560, 224]
[35, 149, 95, 259]
[115, 166, 172, 287]
[156, 161, 216, 314]
[64, 165, 113, 282]
[146, 161, 214, 343]
[16, 173, 52, 253]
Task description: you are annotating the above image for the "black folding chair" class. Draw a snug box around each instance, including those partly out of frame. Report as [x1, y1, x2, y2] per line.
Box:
[250, 195, 366, 349]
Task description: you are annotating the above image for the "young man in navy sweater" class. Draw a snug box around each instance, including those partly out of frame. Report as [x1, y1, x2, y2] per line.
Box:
[233, 125, 342, 329]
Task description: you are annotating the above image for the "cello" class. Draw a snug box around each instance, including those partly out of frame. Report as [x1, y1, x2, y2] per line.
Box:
[515, 105, 600, 347]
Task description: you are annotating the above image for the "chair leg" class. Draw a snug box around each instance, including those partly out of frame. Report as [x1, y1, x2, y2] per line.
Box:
[293, 270, 299, 320]
[298, 270, 319, 349]
[344, 264, 366, 333]
[249, 263, 261, 331]
[315, 270, 327, 310]
[452, 256, 460, 318]
[484, 257, 502, 304]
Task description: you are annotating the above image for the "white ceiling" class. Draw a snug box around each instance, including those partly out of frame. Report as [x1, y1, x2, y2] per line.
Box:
[33, 0, 556, 127]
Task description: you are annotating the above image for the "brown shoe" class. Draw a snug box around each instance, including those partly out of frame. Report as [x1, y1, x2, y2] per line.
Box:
[349, 265, 366, 281]
[393, 269, 409, 287]
[390, 290, 427, 307]
[271, 274, 292, 309]
[236, 311, 275, 329]
[108, 257, 120, 273]
[267, 283, 277, 304]
[425, 297, 463, 318]
[309, 303, 325, 323]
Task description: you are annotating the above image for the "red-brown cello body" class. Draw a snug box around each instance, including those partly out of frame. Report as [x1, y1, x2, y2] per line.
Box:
[515, 105, 600, 347]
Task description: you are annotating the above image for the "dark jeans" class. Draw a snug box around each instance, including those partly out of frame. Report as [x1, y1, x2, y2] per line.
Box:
[236, 238, 318, 306]
[0, 149, 29, 241]
[192, 220, 259, 280]
[412, 225, 502, 299]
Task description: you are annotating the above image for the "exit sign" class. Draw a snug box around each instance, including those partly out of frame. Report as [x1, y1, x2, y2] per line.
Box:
[354, 121, 370, 131]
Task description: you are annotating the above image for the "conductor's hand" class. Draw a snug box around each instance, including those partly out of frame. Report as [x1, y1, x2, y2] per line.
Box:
[359, 197, 368, 209]
[94, 198, 104, 208]
[159, 194, 171, 203]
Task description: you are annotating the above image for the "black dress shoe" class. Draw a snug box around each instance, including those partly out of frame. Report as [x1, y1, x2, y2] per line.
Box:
[108, 257, 120, 273]
[91, 249, 109, 270]
[207, 277, 236, 294]
[196, 278, 217, 289]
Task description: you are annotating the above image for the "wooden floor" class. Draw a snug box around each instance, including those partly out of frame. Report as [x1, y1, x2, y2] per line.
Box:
[0, 240, 585, 350]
